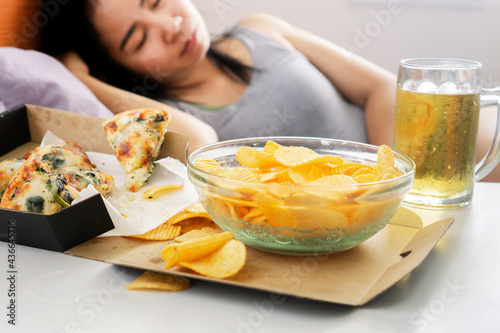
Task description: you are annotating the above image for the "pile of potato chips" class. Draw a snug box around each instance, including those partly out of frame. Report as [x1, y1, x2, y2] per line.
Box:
[193, 141, 405, 235]
[125, 203, 247, 283]
[162, 230, 246, 279]
[126, 227, 247, 290]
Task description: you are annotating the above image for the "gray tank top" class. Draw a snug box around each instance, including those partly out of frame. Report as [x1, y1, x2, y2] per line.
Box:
[160, 25, 367, 143]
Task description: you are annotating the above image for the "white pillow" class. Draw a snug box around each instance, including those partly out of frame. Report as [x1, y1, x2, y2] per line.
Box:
[0, 47, 113, 118]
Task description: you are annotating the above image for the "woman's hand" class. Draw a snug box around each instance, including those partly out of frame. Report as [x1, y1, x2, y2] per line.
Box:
[56, 51, 90, 77]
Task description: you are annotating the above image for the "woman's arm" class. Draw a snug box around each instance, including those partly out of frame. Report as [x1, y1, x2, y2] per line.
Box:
[239, 14, 397, 146]
[58, 52, 218, 152]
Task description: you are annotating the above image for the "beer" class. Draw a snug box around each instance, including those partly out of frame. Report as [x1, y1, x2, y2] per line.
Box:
[393, 88, 480, 204]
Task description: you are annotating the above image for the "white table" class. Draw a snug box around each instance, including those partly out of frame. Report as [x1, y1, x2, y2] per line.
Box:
[1, 182, 499, 333]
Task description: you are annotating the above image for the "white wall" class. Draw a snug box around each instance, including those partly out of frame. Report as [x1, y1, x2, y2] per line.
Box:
[193, 0, 500, 87]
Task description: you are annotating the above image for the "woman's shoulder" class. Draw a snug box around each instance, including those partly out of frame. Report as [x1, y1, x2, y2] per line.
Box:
[236, 13, 294, 49]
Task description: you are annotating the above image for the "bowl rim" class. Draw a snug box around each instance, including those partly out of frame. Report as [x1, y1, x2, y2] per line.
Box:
[187, 136, 416, 189]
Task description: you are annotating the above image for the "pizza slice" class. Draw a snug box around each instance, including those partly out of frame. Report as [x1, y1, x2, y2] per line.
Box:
[52, 166, 115, 197]
[0, 158, 25, 197]
[103, 108, 171, 192]
[0, 159, 80, 214]
[22, 141, 96, 170]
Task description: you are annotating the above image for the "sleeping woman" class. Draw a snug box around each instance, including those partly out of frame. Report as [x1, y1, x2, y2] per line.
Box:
[41, 0, 397, 150]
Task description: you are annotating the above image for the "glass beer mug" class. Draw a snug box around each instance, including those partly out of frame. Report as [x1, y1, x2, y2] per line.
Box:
[393, 58, 500, 209]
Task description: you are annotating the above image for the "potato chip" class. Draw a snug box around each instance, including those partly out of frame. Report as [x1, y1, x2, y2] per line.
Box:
[208, 192, 257, 208]
[288, 164, 313, 185]
[262, 140, 282, 154]
[377, 145, 395, 170]
[243, 207, 265, 221]
[254, 192, 297, 228]
[194, 159, 225, 176]
[352, 167, 378, 183]
[264, 183, 299, 200]
[185, 202, 208, 214]
[143, 184, 183, 199]
[177, 217, 219, 234]
[238, 205, 251, 218]
[165, 202, 212, 226]
[178, 239, 246, 279]
[306, 164, 330, 182]
[126, 271, 190, 291]
[302, 188, 347, 202]
[204, 197, 231, 221]
[353, 173, 378, 183]
[161, 231, 234, 269]
[245, 214, 267, 226]
[302, 175, 359, 202]
[350, 198, 398, 230]
[310, 155, 346, 166]
[233, 186, 264, 196]
[383, 167, 403, 178]
[222, 167, 260, 182]
[174, 227, 221, 242]
[281, 191, 330, 207]
[330, 162, 366, 176]
[257, 171, 279, 183]
[306, 174, 357, 187]
[127, 224, 181, 241]
[330, 202, 359, 222]
[235, 146, 278, 168]
[291, 207, 349, 231]
[224, 200, 239, 220]
[274, 168, 293, 184]
[273, 146, 320, 166]
[352, 167, 375, 178]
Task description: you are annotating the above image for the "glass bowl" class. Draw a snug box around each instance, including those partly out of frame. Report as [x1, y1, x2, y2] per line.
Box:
[187, 137, 415, 256]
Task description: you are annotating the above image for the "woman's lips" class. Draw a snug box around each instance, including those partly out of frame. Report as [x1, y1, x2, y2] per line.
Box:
[181, 30, 197, 56]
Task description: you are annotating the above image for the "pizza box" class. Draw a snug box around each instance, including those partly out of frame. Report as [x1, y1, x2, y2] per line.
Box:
[66, 207, 454, 306]
[0, 104, 189, 252]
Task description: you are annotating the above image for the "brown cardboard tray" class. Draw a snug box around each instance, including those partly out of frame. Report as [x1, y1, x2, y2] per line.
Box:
[66, 208, 454, 306]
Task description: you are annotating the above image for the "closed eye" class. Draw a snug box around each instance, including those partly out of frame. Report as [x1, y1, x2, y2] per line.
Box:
[152, 0, 161, 9]
[136, 29, 148, 51]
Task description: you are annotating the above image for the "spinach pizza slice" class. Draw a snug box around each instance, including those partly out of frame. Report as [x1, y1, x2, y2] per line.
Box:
[0, 159, 80, 214]
[52, 166, 115, 197]
[103, 108, 171, 192]
[22, 141, 96, 170]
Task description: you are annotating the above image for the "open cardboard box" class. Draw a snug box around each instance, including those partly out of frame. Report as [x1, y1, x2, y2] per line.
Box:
[0, 105, 455, 305]
[67, 208, 454, 306]
[0, 104, 188, 251]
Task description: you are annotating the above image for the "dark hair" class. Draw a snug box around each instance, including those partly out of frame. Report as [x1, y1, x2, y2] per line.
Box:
[40, 0, 253, 99]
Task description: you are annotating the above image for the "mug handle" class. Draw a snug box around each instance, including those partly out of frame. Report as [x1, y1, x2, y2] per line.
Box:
[475, 87, 500, 181]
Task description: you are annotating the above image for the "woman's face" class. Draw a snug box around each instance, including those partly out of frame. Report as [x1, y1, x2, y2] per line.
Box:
[91, 0, 210, 82]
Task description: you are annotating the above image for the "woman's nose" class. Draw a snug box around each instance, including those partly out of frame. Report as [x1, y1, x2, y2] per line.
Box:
[155, 15, 183, 43]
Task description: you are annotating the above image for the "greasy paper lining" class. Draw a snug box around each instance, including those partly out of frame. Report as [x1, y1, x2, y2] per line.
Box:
[42, 131, 198, 236]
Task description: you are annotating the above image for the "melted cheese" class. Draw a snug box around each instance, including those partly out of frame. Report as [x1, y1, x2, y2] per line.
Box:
[23, 141, 96, 170]
[0, 158, 24, 197]
[53, 166, 115, 197]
